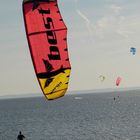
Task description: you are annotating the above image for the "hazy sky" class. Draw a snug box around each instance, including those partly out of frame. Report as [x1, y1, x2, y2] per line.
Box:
[1, 0, 140, 96]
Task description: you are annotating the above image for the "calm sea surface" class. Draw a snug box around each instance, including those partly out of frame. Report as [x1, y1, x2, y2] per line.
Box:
[0, 90, 140, 140]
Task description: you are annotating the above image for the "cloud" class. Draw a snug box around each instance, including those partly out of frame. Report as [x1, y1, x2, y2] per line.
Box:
[92, 13, 140, 41]
[75, 9, 92, 35]
[110, 4, 122, 15]
[74, 0, 95, 43]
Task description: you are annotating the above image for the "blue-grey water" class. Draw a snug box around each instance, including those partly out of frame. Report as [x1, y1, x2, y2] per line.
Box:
[1, 90, 140, 140]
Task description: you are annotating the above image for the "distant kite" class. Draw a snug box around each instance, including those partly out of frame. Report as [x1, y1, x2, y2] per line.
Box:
[99, 75, 105, 82]
[130, 47, 136, 55]
[116, 77, 121, 86]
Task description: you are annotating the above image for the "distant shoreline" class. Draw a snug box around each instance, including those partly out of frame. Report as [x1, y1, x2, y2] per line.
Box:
[68, 87, 140, 94]
[0, 87, 140, 100]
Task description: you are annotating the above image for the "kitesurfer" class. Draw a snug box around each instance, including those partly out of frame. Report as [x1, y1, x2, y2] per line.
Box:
[17, 131, 25, 140]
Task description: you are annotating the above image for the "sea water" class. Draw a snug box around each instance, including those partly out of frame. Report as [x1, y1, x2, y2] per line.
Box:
[0, 90, 140, 140]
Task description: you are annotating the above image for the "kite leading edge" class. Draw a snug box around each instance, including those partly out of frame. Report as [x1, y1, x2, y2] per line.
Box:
[22, 0, 71, 100]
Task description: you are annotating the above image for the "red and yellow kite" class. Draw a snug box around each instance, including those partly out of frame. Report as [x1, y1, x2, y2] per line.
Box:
[22, 0, 71, 100]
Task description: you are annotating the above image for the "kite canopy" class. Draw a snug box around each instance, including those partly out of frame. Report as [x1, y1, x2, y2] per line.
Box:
[99, 75, 105, 82]
[116, 77, 121, 86]
[130, 47, 136, 55]
[22, 0, 71, 100]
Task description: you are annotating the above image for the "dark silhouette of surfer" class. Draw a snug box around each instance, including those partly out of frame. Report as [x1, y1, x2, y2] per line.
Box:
[17, 131, 25, 140]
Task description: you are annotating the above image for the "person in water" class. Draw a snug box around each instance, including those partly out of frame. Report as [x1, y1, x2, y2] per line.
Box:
[17, 131, 25, 140]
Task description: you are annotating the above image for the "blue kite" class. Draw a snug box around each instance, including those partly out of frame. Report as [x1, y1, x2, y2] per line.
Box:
[130, 47, 136, 55]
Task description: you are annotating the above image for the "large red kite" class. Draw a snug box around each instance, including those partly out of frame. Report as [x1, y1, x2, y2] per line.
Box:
[22, 0, 71, 100]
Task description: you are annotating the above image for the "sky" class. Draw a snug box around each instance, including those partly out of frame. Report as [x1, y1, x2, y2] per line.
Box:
[0, 0, 140, 96]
